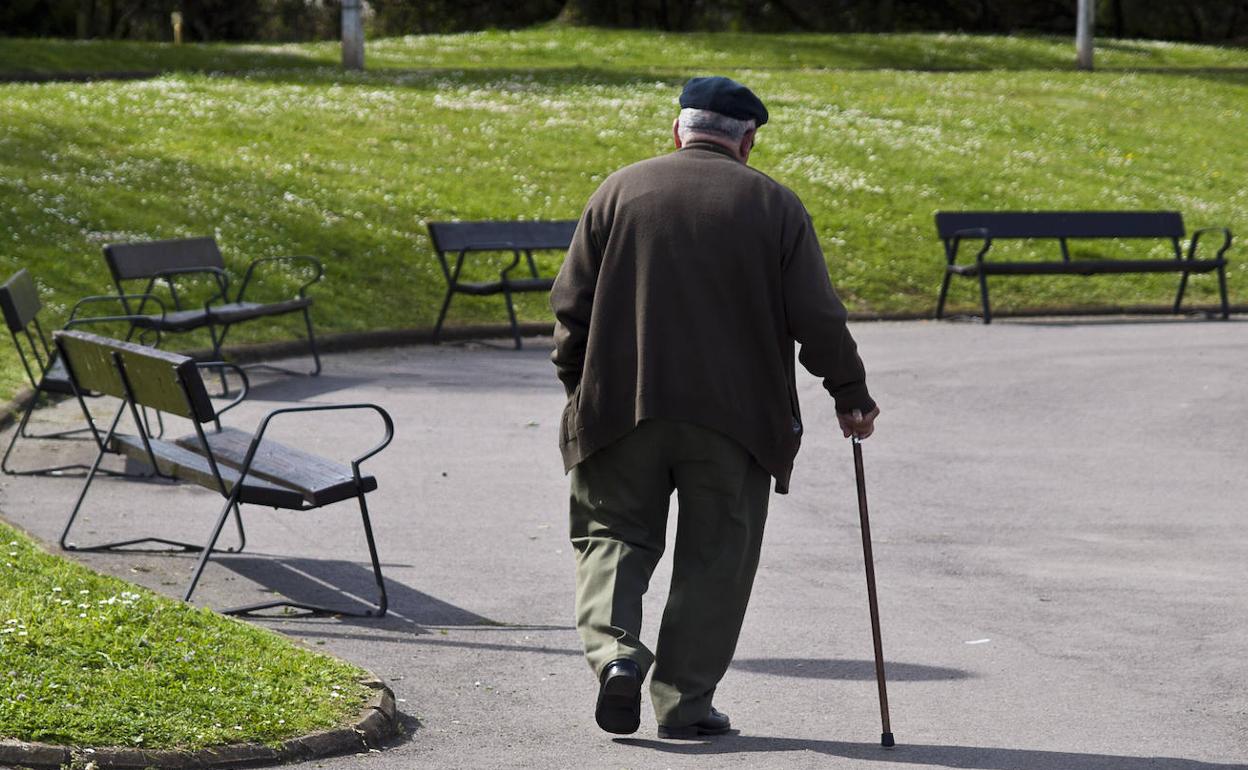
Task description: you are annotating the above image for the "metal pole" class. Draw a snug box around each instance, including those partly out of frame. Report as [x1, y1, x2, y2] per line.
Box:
[341, 0, 364, 71]
[1076, 0, 1095, 71]
[852, 436, 894, 748]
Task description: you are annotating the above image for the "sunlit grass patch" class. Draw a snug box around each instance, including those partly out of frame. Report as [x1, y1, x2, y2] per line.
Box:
[1, 30, 1246, 403]
[0, 521, 371, 750]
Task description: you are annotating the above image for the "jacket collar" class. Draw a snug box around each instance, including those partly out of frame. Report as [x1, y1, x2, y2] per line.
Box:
[678, 140, 739, 160]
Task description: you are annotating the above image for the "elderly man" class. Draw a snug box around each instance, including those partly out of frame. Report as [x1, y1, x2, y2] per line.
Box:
[550, 76, 878, 738]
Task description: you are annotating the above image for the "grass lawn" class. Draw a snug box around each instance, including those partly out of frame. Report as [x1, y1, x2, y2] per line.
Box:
[0, 520, 372, 750]
[1, 29, 1246, 401]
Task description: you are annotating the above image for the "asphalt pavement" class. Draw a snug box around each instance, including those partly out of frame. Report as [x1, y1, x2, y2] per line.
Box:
[2, 318, 1246, 770]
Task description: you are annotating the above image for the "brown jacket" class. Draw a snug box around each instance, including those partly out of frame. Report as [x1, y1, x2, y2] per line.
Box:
[550, 141, 874, 493]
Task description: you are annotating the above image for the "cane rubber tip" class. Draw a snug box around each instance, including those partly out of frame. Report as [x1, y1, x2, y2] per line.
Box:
[881, 732, 895, 748]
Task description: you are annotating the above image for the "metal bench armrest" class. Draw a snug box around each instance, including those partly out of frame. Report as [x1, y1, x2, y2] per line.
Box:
[140, 266, 230, 312]
[236, 255, 325, 303]
[1187, 227, 1232, 261]
[946, 228, 993, 265]
[66, 294, 169, 346]
[67, 293, 168, 325]
[194, 361, 250, 419]
[235, 403, 394, 487]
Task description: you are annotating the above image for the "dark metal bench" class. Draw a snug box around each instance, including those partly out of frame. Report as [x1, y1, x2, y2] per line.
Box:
[428, 220, 576, 349]
[54, 329, 393, 617]
[1, 268, 165, 476]
[103, 236, 324, 376]
[935, 211, 1231, 323]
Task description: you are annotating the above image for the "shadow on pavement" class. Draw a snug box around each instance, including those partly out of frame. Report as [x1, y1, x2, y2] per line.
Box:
[617, 738, 1248, 769]
[732, 657, 973, 681]
[217, 556, 494, 625]
[231, 372, 375, 402]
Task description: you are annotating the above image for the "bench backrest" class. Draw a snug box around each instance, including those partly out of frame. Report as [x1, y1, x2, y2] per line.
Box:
[0, 269, 41, 334]
[54, 330, 216, 423]
[104, 237, 226, 282]
[427, 221, 577, 254]
[935, 211, 1186, 240]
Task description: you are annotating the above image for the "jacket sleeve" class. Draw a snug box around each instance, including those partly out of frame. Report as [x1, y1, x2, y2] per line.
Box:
[549, 202, 601, 396]
[782, 211, 876, 414]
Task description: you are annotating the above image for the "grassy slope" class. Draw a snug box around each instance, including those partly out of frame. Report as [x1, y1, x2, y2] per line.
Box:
[0, 521, 370, 749]
[1, 30, 1246, 399]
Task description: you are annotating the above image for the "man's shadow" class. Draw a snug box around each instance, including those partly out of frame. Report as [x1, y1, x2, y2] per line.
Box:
[617, 737, 1247, 770]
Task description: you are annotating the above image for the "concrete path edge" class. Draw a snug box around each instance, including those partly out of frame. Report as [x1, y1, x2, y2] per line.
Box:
[0, 676, 398, 769]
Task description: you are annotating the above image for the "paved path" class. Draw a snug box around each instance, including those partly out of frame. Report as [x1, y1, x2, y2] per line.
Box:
[3, 319, 1247, 769]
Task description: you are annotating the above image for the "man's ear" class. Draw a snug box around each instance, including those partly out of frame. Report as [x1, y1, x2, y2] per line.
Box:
[739, 128, 756, 162]
[673, 117, 683, 149]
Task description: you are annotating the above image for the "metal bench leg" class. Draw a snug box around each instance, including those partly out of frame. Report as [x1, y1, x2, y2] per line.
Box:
[302, 306, 322, 376]
[356, 491, 389, 617]
[60, 406, 200, 552]
[5, 394, 160, 479]
[978, 271, 993, 324]
[209, 325, 231, 398]
[1217, 264, 1230, 319]
[183, 497, 242, 603]
[0, 396, 87, 477]
[432, 288, 456, 346]
[3, 400, 98, 475]
[222, 493, 387, 618]
[936, 270, 953, 320]
[503, 287, 522, 350]
[1174, 270, 1191, 313]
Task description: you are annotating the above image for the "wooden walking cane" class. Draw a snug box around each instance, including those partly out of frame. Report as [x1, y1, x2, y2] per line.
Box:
[852, 435, 895, 748]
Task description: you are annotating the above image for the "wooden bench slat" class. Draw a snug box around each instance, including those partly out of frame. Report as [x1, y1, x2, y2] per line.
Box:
[110, 434, 307, 509]
[936, 211, 1185, 240]
[428, 220, 577, 252]
[104, 237, 225, 282]
[174, 427, 376, 507]
[55, 331, 216, 422]
[0, 269, 41, 333]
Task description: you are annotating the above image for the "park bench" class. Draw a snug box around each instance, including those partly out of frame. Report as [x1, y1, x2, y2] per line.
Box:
[1, 268, 165, 476]
[54, 329, 393, 617]
[103, 236, 324, 377]
[427, 220, 577, 349]
[934, 211, 1231, 323]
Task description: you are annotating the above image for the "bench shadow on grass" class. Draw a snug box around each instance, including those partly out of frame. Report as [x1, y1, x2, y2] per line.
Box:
[617, 737, 1247, 770]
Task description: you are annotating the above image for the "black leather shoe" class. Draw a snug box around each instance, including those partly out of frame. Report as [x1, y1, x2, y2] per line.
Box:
[657, 707, 732, 739]
[595, 659, 642, 734]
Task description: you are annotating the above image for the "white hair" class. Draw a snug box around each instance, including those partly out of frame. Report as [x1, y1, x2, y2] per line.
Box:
[677, 107, 756, 144]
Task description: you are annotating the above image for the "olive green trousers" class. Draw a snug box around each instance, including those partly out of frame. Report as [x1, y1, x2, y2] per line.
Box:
[569, 419, 771, 727]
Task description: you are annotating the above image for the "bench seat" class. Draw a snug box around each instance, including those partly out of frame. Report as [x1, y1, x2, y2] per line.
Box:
[452, 277, 555, 296]
[128, 298, 314, 332]
[949, 258, 1226, 277]
[109, 428, 376, 509]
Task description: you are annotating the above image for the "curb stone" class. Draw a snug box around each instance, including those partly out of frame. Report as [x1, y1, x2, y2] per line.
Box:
[0, 677, 398, 769]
